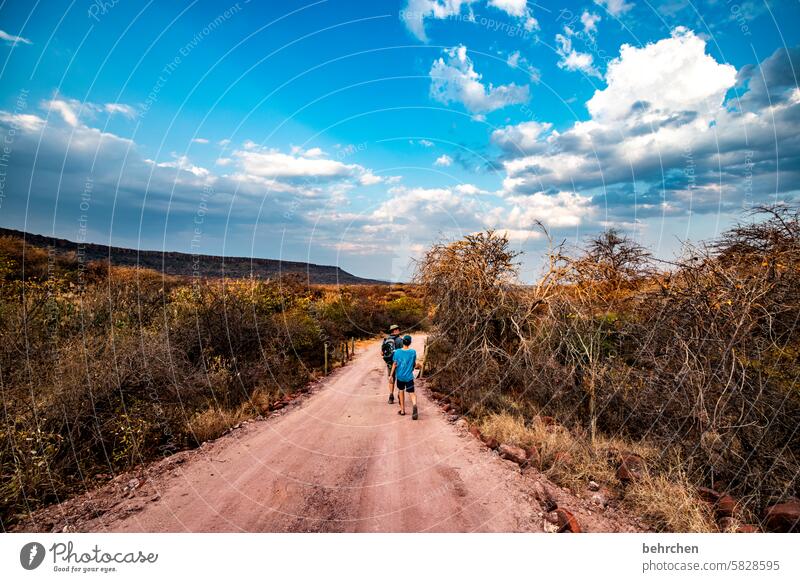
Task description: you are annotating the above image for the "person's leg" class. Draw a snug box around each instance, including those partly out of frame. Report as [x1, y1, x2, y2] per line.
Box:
[408, 381, 418, 420]
[387, 363, 395, 404]
[397, 387, 405, 414]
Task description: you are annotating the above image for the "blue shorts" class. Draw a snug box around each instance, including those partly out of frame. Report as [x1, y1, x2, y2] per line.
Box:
[396, 379, 414, 393]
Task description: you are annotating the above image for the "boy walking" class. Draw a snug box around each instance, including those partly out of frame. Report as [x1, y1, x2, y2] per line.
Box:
[382, 324, 404, 404]
[391, 335, 418, 420]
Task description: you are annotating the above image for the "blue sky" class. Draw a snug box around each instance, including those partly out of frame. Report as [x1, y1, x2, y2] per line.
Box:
[1, 0, 799, 281]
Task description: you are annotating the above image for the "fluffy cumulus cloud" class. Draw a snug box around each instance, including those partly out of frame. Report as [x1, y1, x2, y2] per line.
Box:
[594, 0, 634, 16]
[555, 32, 602, 78]
[430, 45, 530, 113]
[434, 154, 453, 166]
[401, 0, 475, 41]
[0, 95, 390, 250]
[402, 0, 537, 41]
[581, 11, 601, 35]
[492, 28, 800, 222]
[586, 27, 735, 122]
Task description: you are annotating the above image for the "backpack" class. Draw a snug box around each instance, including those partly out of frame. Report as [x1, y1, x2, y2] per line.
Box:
[381, 336, 397, 363]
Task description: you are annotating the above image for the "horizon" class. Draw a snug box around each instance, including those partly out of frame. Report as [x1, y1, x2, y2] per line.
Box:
[1, 0, 799, 282]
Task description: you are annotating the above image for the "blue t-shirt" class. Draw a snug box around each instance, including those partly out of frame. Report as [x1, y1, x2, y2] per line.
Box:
[393, 348, 416, 382]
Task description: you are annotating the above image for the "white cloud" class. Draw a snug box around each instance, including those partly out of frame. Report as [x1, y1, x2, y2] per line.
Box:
[0, 111, 45, 132]
[488, 0, 525, 17]
[401, 0, 476, 41]
[150, 154, 210, 178]
[0, 29, 32, 45]
[434, 154, 453, 166]
[418, 139, 435, 147]
[430, 45, 530, 113]
[359, 172, 383, 185]
[581, 11, 601, 35]
[491, 120, 552, 154]
[594, 0, 634, 16]
[44, 99, 79, 127]
[555, 33, 602, 77]
[507, 51, 521, 68]
[104, 103, 137, 118]
[218, 138, 231, 147]
[191, 138, 210, 144]
[494, 28, 800, 226]
[587, 27, 736, 122]
[232, 148, 359, 180]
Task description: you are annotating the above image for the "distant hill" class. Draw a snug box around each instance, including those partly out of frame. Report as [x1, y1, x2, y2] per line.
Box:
[0, 228, 386, 285]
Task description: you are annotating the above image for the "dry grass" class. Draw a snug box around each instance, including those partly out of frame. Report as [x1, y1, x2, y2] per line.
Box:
[478, 412, 715, 531]
[625, 471, 717, 532]
[186, 406, 250, 444]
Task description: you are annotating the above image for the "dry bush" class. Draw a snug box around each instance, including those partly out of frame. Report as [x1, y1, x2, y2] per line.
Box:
[418, 206, 800, 529]
[0, 241, 426, 528]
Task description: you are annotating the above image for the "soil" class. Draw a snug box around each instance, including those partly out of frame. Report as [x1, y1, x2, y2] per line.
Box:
[14, 336, 646, 533]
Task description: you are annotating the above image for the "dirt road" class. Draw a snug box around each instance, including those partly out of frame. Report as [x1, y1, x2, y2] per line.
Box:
[18, 337, 643, 533]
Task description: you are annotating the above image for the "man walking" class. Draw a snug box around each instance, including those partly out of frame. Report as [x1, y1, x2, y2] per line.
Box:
[382, 324, 404, 404]
[391, 335, 418, 420]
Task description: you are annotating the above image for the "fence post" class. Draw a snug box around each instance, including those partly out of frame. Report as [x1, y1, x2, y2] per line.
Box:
[324, 342, 328, 375]
[351, 337, 355, 360]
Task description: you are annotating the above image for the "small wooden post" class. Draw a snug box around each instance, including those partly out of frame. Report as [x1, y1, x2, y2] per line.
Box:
[351, 337, 355, 359]
[324, 342, 328, 375]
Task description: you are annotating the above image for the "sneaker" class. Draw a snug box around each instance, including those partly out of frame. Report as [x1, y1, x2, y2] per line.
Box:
[412, 405, 418, 420]
[388, 394, 394, 404]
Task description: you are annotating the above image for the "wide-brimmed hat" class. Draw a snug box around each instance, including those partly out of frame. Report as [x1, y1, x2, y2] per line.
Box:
[388, 324, 400, 332]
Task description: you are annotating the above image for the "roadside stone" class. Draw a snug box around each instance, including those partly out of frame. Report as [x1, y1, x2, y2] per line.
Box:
[482, 436, 499, 450]
[455, 418, 469, 430]
[526, 445, 541, 469]
[718, 516, 739, 531]
[556, 508, 581, 532]
[468, 426, 482, 440]
[763, 501, 800, 532]
[587, 480, 600, 492]
[697, 486, 720, 503]
[616, 453, 645, 483]
[447, 414, 460, 423]
[736, 524, 760, 533]
[499, 444, 528, 466]
[715, 494, 737, 518]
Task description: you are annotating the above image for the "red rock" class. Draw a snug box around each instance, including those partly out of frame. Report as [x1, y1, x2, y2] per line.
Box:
[483, 437, 499, 450]
[697, 486, 720, 503]
[556, 509, 581, 532]
[468, 426, 482, 440]
[443, 404, 453, 413]
[715, 494, 737, 518]
[499, 444, 528, 465]
[736, 524, 760, 533]
[616, 453, 645, 483]
[763, 501, 800, 532]
[526, 446, 541, 468]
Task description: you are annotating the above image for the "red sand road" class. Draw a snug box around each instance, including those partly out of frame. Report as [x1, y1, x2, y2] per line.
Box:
[18, 337, 643, 533]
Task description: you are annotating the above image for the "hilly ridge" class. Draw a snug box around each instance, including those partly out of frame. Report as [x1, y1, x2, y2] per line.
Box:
[0, 227, 386, 285]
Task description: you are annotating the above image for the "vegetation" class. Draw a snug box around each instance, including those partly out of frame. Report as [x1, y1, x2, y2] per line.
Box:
[0, 235, 425, 529]
[418, 206, 800, 531]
